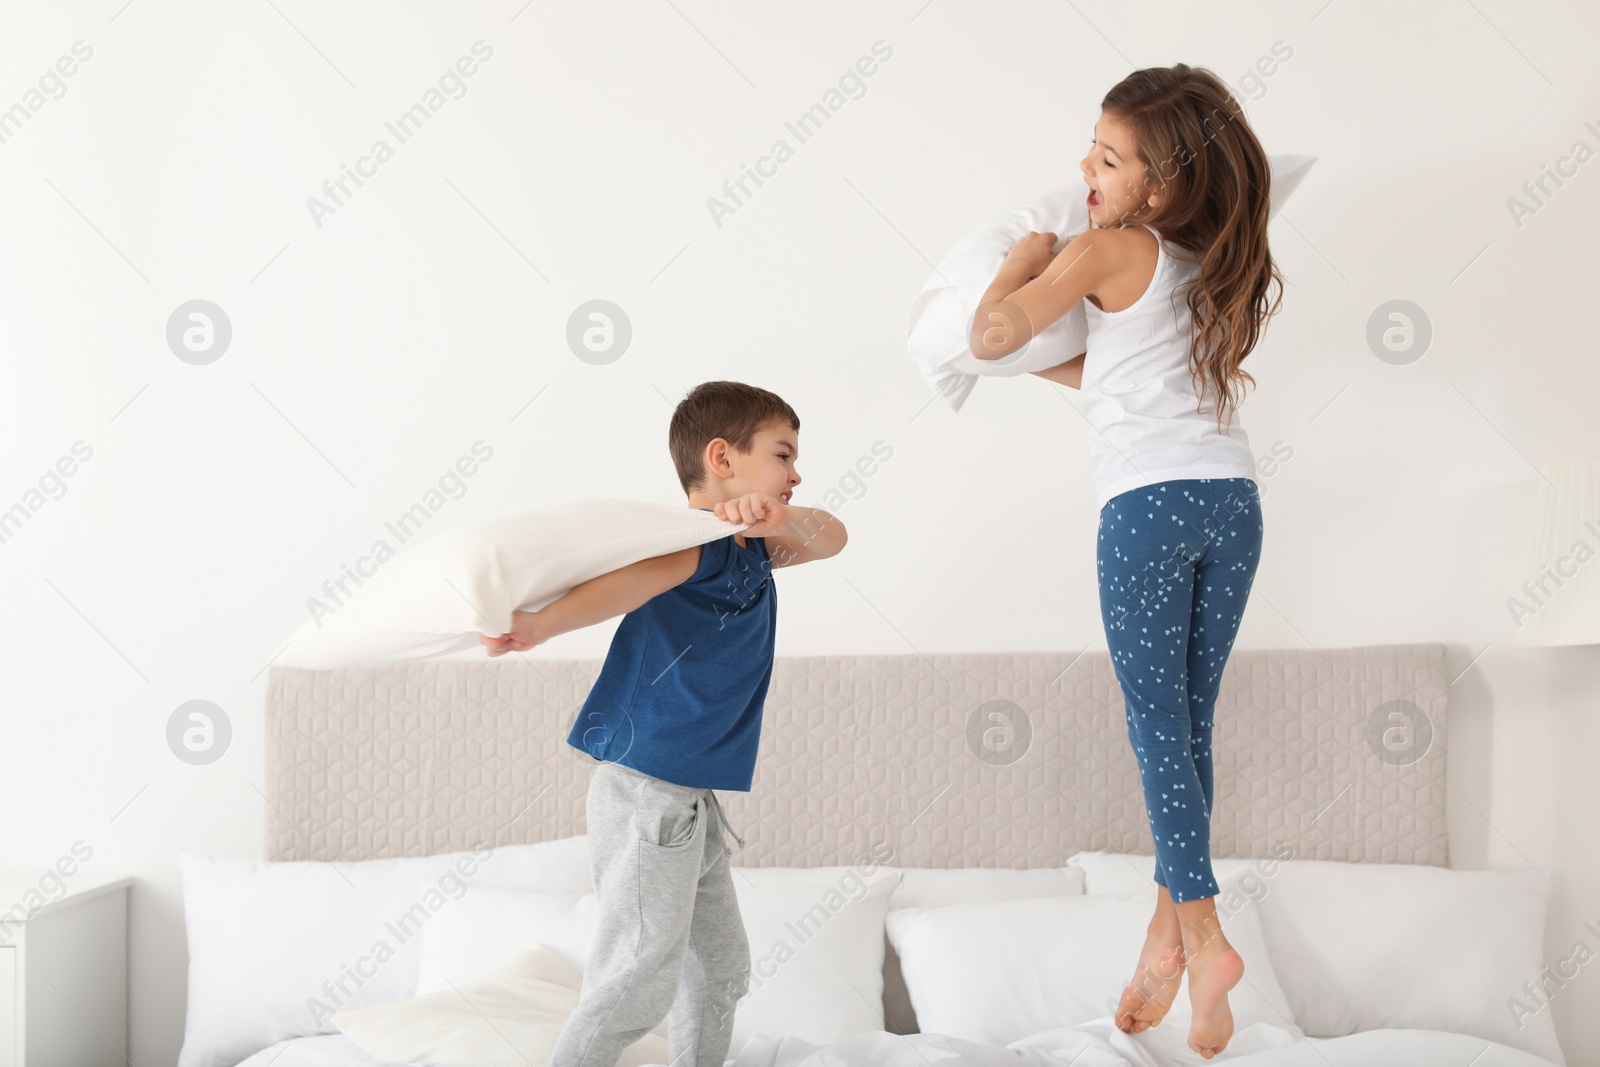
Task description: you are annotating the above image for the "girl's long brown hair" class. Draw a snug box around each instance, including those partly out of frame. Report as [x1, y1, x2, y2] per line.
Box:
[1102, 64, 1283, 434]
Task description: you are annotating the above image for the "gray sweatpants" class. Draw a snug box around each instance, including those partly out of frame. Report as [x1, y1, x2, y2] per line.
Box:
[550, 760, 752, 1067]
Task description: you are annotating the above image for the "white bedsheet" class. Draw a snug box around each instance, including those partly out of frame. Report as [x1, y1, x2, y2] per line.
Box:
[233, 1034, 411, 1067]
[234, 1020, 1562, 1067]
[735, 1021, 1563, 1066]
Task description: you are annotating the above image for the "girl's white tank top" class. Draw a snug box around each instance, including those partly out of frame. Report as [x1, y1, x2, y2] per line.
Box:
[1080, 223, 1258, 510]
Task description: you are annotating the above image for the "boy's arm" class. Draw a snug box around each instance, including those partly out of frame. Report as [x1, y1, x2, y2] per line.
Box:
[763, 505, 846, 569]
[483, 545, 701, 655]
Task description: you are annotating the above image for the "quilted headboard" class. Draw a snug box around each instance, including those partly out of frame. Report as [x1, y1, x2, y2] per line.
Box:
[264, 643, 1449, 868]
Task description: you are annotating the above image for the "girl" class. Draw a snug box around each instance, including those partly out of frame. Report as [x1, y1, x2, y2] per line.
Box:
[969, 64, 1283, 1060]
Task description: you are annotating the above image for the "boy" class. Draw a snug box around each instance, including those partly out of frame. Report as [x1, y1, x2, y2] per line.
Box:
[481, 381, 846, 1067]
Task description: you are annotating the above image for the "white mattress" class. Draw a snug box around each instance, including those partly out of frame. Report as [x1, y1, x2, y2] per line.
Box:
[235, 1022, 1562, 1067]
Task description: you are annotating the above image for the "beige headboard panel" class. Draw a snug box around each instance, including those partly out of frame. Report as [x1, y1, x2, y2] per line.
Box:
[264, 643, 1449, 868]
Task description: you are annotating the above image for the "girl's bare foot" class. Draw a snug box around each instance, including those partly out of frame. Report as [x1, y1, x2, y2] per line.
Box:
[1176, 902, 1245, 1059]
[1115, 888, 1186, 1033]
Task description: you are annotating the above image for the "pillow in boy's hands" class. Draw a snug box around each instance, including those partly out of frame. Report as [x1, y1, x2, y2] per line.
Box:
[907, 153, 1316, 413]
[275, 499, 746, 670]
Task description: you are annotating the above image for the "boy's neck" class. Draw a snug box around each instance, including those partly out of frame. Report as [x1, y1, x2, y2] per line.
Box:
[686, 490, 753, 547]
[686, 489, 726, 512]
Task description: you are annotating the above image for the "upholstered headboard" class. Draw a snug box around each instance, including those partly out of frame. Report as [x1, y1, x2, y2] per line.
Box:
[264, 643, 1449, 868]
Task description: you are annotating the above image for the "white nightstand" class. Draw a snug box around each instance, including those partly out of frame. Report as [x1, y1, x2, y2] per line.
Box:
[0, 873, 130, 1067]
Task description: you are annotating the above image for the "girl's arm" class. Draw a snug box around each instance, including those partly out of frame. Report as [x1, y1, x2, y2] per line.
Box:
[970, 230, 1113, 362]
[1029, 353, 1086, 389]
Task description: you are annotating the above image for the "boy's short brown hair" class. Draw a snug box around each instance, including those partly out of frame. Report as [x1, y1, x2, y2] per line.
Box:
[669, 381, 800, 493]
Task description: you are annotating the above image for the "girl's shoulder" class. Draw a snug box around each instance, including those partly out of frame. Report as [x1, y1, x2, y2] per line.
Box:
[1085, 224, 1163, 273]
[1082, 224, 1163, 313]
[1098, 222, 1162, 250]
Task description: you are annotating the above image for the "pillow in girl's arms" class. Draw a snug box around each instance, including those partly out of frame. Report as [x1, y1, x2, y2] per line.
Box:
[907, 154, 1315, 413]
[274, 499, 746, 669]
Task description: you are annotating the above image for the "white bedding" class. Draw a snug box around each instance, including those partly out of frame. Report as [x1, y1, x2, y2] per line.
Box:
[735, 1021, 1563, 1067]
[204, 848, 1565, 1067]
[235, 1022, 1562, 1067]
[234, 1034, 408, 1066]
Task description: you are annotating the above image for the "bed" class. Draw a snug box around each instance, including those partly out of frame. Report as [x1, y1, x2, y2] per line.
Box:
[176, 643, 1567, 1067]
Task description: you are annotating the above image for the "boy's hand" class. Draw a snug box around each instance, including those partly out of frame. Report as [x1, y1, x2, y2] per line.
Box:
[481, 609, 547, 657]
[714, 492, 789, 538]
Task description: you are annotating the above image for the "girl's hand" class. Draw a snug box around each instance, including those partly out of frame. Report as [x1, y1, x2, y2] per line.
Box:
[714, 492, 789, 538]
[1002, 230, 1059, 280]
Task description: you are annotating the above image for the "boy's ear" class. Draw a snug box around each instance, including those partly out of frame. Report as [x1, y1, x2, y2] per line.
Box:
[702, 437, 732, 480]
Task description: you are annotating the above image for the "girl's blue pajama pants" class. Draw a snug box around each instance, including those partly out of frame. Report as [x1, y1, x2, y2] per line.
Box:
[1095, 477, 1263, 903]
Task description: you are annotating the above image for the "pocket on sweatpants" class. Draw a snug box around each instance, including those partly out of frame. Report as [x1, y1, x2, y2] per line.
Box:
[636, 792, 701, 852]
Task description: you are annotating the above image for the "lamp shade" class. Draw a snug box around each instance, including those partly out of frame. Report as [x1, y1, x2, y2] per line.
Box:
[1511, 455, 1600, 647]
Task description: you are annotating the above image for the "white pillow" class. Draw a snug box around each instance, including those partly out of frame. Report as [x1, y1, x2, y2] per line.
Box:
[417, 885, 599, 994]
[176, 837, 593, 1067]
[908, 154, 1316, 412]
[1069, 849, 1275, 894]
[335, 946, 668, 1067]
[885, 875, 1296, 1046]
[1068, 851, 1564, 1065]
[882, 865, 1087, 1036]
[890, 864, 1084, 909]
[731, 866, 901, 1050]
[412, 866, 900, 1055]
[276, 499, 746, 669]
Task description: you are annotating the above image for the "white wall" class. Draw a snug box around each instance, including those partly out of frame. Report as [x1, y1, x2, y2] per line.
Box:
[1, 1, 1597, 1063]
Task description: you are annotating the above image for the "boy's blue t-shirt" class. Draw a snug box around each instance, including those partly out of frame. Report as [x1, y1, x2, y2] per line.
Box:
[566, 512, 777, 791]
